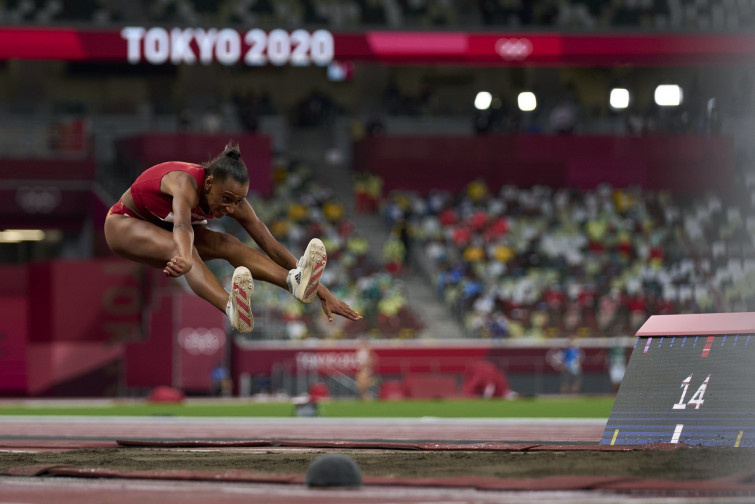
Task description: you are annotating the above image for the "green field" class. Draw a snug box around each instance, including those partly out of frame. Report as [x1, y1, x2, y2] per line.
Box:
[0, 396, 614, 418]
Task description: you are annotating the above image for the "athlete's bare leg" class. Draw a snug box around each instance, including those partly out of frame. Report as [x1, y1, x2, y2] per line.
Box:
[193, 226, 290, 289]
[107, 217, 360, 322]
[104, 215, 229, 311]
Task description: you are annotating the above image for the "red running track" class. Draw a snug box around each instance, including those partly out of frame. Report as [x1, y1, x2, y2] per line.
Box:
[0, 417, 606, 444]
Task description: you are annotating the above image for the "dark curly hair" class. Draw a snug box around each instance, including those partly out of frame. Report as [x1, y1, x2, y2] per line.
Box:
[203, 141, 249, 184]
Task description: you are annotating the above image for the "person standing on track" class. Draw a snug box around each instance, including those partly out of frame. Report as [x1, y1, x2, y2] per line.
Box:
[104, 141, 362, 333]
[355, 336, 378, 400]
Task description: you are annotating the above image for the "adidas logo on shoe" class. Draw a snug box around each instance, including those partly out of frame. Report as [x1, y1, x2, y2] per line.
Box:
[287, 238, 327, 304]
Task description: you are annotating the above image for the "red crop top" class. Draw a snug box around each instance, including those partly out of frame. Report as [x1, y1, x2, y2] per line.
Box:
[129, 162, 214, 225]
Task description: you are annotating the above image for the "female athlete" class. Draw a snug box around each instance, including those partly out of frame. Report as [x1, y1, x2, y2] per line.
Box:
[104, 142, 362, 332]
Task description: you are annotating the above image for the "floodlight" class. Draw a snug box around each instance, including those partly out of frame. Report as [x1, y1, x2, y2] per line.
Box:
[474, 91, 493, 110]
[654, 84, 683, 106]
[610, 88, 630, 109]
[518, 91, 537, 111]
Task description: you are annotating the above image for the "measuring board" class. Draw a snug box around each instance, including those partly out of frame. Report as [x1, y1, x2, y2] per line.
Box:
[601, 312, 755, 447]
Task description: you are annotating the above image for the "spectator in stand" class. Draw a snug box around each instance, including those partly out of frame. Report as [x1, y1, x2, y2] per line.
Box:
[383, 177, 754, 339]
[548, 96, 577, 134]
[383, 232, 406, 275]
[202, 107, 222, 133]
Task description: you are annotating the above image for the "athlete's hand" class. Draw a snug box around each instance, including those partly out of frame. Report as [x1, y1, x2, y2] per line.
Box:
[164, 256, 192, 277]
[318, 286, 362, 322]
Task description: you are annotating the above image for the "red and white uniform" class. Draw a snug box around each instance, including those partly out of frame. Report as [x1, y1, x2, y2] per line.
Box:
[108, 162, 214, 225]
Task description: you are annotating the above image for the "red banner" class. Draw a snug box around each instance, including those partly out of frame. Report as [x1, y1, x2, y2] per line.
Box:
[0, 27, 753, 65]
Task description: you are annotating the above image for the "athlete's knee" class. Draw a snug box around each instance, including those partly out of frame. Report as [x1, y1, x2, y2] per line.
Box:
[104, 227, 128, 256]
[201, 231, 243, 258]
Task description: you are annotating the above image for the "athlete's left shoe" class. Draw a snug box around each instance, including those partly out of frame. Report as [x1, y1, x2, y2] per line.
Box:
[227, 266, 254, 333]
[287, 238, 327, 304]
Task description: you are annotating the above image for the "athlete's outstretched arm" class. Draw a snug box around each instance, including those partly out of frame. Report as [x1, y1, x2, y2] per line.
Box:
[316, 283, 362, 322]
[232, 200, 362, 322]
[233, 199, 298, 269]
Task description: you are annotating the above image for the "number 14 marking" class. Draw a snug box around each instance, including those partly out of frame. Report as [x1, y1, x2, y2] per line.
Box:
[672, 374, 710, 410]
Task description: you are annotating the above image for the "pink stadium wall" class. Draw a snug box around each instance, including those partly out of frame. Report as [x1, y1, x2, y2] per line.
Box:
[354, 134, 736, 197]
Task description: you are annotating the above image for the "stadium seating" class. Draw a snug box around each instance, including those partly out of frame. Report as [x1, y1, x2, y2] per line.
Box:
[210, 159, 424, 340]
[1, 0, 751, 30]
[380, 179, 755, 339]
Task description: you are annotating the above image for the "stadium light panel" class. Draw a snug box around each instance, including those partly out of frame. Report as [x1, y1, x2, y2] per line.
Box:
[518, 92, 537, 112]
[474, 91, 492, 110]
[610, 88, 630, 109]
[654, 84, 683, 106]
[0, 229, 45, 243]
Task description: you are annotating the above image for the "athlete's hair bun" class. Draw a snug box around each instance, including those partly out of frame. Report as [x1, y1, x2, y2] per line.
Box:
[224, 141, 241, 160]
[204, 141, 248, 184]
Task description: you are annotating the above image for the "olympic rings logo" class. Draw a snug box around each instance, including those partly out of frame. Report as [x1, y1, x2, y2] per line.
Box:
[16, 186, 62, 214]
[495, 38, 533, 61]
[177, 327, 226, 355]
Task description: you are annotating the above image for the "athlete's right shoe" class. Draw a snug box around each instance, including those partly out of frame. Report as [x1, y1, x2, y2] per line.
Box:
[227, 266, 254, 333]
[287, 238, 327, 304]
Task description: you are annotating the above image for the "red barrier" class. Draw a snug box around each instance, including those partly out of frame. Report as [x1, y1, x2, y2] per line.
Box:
[403, 374, 458, 398]
[125, 289, 226, 392]
[18, 259, 146, 395]
[27, 259, 145, 343]
[0, 265, 27, 296]
[354, 134, 735, 197]
[0, 296, 29, 395]
[124, 294, 173, 389]
[26, 341, 122, 396]
[1, 260, 226, 396]
[175, 295, 227, 393]
[232, 342, 613, 377]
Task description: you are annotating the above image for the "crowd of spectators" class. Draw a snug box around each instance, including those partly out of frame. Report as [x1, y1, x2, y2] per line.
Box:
[2, 0, 753, 30]
[210, 160, 422, 341]
[381, 177, 755, 339]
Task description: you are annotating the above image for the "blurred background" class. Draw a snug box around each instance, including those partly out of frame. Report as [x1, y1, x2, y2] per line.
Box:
[0, 0, 753, 402]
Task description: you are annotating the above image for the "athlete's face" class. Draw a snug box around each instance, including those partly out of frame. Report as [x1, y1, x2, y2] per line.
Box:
[204, 176, 249, 218]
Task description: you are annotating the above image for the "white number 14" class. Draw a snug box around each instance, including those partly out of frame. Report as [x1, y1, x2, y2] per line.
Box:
[672, 374, 710, 410]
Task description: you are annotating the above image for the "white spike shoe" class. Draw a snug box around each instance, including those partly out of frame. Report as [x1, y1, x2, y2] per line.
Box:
[286, 238, 327, 304]
[228, 266, 254, 333]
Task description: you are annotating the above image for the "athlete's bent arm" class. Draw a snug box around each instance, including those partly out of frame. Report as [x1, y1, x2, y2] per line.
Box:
[162, 172, 199, 277]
